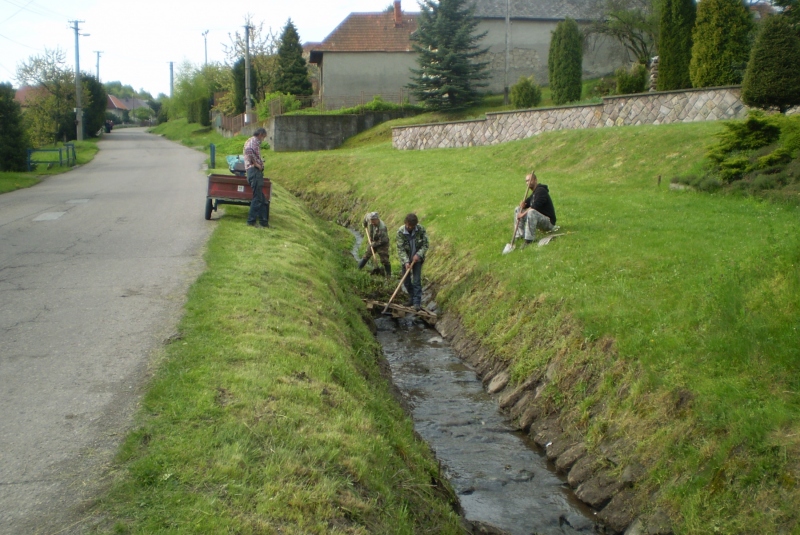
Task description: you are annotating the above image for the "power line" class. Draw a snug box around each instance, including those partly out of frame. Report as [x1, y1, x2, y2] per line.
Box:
[0, 61, 16, 77]
[0, 30, 41, 51]
[0, 0, 35, 25]
[0, 0, 67, 21]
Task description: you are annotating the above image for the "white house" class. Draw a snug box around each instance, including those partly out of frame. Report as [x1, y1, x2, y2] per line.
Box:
[308, 0, 627, 105]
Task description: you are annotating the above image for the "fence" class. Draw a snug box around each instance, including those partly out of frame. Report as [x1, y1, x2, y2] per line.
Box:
[212, 111, 258, 135]
[26, 143, 76, 171]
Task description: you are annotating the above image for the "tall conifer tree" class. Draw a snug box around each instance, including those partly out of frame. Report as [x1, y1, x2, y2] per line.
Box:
[689, 0, 753, 87]
[657, 0, 696, 90]
[407, 0, 489, 111]
[0, 83, 29, 171]
[742, 15, 800, 113]
[548, 18, 583, 105]
[274, 19, 312, 96]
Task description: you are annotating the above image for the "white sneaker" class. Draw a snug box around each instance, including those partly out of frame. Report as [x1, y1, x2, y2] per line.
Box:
[550, 225, 560, 233]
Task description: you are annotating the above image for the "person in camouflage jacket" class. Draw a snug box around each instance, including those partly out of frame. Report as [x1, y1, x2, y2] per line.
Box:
[396, 213, 429, 310]
[358, 212, 391, 277]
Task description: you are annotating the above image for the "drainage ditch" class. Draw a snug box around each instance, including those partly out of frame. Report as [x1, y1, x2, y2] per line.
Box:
[349, 230, 597, 535]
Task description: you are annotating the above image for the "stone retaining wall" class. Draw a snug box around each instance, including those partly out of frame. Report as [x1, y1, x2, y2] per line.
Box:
[393, 87, 749, 150]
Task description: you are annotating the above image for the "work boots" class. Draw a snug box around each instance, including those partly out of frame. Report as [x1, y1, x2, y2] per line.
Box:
[383, 263, 391, 278]
[357, 258, 368, 270]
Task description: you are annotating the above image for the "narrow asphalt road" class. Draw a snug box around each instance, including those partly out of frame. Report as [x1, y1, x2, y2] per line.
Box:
[0, 128, 214, 534]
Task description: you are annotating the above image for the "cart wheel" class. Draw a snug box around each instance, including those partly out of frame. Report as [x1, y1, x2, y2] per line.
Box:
[205, 198, 213, 220]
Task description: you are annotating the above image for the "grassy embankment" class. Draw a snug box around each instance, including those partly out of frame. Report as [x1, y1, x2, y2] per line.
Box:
[95, 166, 463, 532]
[0, 139, 99, 194]
[148, 104, 799, 532]
[259, 120, 800, 533]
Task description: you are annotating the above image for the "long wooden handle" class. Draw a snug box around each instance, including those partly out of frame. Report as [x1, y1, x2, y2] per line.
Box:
[383, 260, 416, 313]
[510, 185, 530, 246]
[365, 227, 380, 263]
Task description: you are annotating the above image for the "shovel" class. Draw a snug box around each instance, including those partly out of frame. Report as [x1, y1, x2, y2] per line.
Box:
[382, 259, 416, 314]
[502, 184, 531, 255]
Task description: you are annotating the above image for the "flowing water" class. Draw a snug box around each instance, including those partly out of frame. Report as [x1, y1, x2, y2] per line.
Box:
[349, 229, 596, 534]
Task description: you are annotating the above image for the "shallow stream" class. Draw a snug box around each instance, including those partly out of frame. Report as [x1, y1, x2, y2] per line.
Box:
[350, 230, 597, 534]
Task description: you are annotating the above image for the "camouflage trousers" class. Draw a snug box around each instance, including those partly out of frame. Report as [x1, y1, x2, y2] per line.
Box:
[362, 246, 390, 266]
[514, 207, 555, 241]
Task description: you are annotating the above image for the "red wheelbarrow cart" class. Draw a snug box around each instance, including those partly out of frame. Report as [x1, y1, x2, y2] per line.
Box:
[205, 174, 272, 220]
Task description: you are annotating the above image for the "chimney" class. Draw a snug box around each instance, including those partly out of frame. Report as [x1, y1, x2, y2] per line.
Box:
[394, 0, 402, 26]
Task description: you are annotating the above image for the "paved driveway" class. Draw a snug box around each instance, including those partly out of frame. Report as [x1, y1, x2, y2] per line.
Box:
[0, 128, 214, 534]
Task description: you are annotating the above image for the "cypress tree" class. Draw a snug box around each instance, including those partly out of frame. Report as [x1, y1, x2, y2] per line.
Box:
[0, 83, 29, 171]
[690, 0, 754, 87]
[742, 15, 800, 113]
[407, 0, 490, 111]
[232, 58, 256, 114]
[658, 0, 696, 90]
[548, 18, 583, 105]
[273, 19, 312, 96]
[82, 74, 109, 137]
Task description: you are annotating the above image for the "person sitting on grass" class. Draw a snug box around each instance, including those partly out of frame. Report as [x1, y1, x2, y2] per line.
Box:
[514, 171, 559, 245]
[396, 213, 429, 311]
[358, 211, 392, 278]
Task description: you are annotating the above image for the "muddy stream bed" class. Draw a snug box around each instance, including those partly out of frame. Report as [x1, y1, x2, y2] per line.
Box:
[350, 231, 597, 535]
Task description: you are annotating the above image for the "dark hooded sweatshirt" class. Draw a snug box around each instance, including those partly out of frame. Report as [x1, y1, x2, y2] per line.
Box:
[523, 184, 557, 224]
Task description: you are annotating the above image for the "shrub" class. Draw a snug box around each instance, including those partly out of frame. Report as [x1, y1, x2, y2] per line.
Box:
[587, 77, 617, 98]
[510, 76, 543, 108]
[707, 111, 781, 163]
[548, 18, 583, 105]
[757, 147, 792, 168]
[615, 64, 648, 94]
[742, 15, 800, 113]
[256, 92, 301, 120]
[187, 96, 211, 125]
[689, 0, 754, 87]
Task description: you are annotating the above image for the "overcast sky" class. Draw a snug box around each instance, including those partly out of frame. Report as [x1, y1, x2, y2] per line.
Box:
[0, 0, 416, 97]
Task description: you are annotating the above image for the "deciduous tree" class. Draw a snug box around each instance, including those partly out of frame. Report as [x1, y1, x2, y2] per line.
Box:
[407, 0, 489, 111]
[588, 0, 660, 66]
[16, 48, 81, 145]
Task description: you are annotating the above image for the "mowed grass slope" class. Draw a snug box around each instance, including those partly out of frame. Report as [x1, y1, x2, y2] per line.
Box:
[264, 121, 800, 533]
[97, 186, 463, 533]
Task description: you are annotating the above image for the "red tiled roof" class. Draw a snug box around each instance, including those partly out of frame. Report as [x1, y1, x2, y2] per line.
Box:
[311, 11, 419, 53]
[107, 95, 128, 110]
[14, 85, 47, 106]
